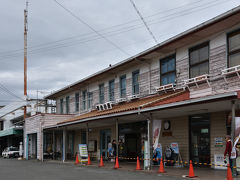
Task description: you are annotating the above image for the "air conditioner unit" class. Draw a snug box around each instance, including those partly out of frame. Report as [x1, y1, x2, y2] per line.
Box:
[104, 102, 113, 110]
[128, 94, 139, 100]
[96, 104, 105, 111]
[116, 98, 127, 103]
[156, 83, 175, 93]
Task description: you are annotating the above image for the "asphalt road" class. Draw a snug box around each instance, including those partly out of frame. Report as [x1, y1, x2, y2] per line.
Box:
[0, 158, 183, 180]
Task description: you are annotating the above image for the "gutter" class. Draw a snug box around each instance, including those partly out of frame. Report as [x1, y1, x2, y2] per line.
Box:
[44, 91, 237, 130]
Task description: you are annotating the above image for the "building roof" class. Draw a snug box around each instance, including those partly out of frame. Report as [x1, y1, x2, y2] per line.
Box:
[57, 90, 189, 125]
[45, 5, 240, 100]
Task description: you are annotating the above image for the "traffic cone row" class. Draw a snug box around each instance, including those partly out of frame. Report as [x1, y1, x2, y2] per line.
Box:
[87, 154, 91, 165]
[99, 155, 104, 167]
[158, 158, 166, 173]
[136, 156, 141, 170]
[75, 153, 79, 165]
[227, 164, 233, 180]
[114, 156, 120, 169]
[186, 160, 197, 178]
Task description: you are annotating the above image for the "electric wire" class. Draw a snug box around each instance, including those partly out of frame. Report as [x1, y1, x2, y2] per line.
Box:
[0, 83, 25, 101]
[53, 0, 130, 56]
[0, 0, 232, 60]
[129, 0, 158, 44]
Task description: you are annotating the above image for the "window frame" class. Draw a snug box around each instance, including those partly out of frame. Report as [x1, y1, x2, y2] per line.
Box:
[132, 70, 140, 95]
[87, 92, 93, 109]
[189, 42, 209, 78]
[109, 79, 115, 102]
[60, 98, 63, 114]
[66, 96, 69, 114]
[82, 90, 87, 110]
[99, 84, 105, 104]
[120, 75, 126, 98]
[75, 92, 79, 112]
[160, 54, 176, 86]
[227, 28, 240, 68]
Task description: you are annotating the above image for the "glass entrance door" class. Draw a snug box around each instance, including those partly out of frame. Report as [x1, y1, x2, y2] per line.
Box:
[100, 129, 111, 159]
[190, 114, 210, 164]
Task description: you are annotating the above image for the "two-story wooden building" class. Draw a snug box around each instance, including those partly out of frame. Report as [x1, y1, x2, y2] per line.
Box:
[25, 6, 240, 168]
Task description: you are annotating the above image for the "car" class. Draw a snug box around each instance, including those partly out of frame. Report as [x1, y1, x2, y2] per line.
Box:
[2, 147, 19, 158]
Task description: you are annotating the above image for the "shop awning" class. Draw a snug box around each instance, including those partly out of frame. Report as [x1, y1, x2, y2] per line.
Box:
[0, 128, 23, 138]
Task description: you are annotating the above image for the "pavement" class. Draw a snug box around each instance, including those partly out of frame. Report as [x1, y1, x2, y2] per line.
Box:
[0, 158, 237, 180]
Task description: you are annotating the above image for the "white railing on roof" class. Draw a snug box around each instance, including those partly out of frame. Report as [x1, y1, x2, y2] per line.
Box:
[156, 83, 175, 93]
[221, 65, 240, 82]
[184, 74, 210, 89]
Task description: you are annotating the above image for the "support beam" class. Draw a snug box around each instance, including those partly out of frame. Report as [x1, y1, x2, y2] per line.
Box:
[62, 129, 66, 162]
[86, 123, 89, 146]
[147, 119, 151, 170]
[53, 130, 55, 160]
[231, 100, 236, 177]
[116, 119, 119, 157]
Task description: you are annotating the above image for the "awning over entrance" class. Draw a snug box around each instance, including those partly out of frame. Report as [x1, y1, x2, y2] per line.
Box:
[0, 128, 23, 138]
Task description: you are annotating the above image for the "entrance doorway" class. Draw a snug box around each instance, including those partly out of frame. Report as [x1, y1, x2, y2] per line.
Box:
[189, 114, 210, 164]
[125, 133, 141, 159]
[100, 129, 111, 159]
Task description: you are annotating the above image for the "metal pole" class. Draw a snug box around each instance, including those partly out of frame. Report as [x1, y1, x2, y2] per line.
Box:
[116, 119, 119, 157]
[86, 123, 89, 145]
[231, 100, 236, 177]
[62, 129, 66, 162]
[23, 1, 28, 120]
[147, 119, 150, 170]
[53, 130, 55, 160]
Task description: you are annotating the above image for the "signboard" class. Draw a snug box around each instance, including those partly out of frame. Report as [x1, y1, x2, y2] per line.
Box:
[88, 141, 97, 152]
[152, 120, 162, 151]
[170, 143, 179, 154]
[78, 144, 88, 158]
[214, 137, 223, 147]
[214, 154, 227, 170]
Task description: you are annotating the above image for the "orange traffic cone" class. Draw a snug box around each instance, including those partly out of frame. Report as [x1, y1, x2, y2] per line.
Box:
[87, 154, 91, 165]
[99, 155, 104, 167]
[158, 158, 166, 173]
[186, 160, 197, 178]
[114, 156, 120, 169]
[136, 156, 141, 170]
[75, 154, 79, 165]
[227, 164, 233, 180]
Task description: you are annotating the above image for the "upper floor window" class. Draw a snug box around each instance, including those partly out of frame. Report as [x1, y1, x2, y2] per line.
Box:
[88, 92, 93, 109]
[228, 29, 240, 67]
[75, 93, 79, 112]
[189, 42, 209, 78]
[160, 55, 176, 85]
[109, 80, 115, 101]
[132, 70, 139, 95]
[99, 84, 104, 104]
[60, 98, 63, 114]
[66, 96, 69, 114]
[120, 75, 126, 98]
[82, 90, 87, 110]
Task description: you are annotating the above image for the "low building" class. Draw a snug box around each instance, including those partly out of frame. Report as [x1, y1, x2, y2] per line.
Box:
[26, 5, 240, 169]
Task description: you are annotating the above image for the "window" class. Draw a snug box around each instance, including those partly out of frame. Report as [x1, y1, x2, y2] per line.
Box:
[109, 80, 115, 101]
[66, 96, 69, 114]
[0, 121, 3, 131]
[120, 75, 126, 98]
[88, 92, 93, 109]
[82, 90, 87, 110]
[99, 84, 104, 104]
[132, 70, 139, 94]
[160, 55, 176, 85]
[228, 29, 240, 67]
[189, 42, 209, 78]
[75, 93, 79, 112]
[60, 98, 63, 114]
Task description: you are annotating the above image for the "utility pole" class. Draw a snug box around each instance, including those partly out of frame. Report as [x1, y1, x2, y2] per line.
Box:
[24, 1, 28, 120]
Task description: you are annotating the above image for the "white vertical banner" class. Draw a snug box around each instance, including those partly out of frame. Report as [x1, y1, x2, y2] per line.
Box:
[152, 120, 162, 151]
[235, 117, 240, 138]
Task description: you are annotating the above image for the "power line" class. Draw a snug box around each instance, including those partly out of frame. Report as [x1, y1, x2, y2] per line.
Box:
[53, 0, 130, 56]
[129, 0, 158, 44]
[0, 83, 24, 101]
[0, 0, 233, 61]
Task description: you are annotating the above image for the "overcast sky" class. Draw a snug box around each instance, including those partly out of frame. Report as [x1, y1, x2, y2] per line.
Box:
[0, 0, 239, 106]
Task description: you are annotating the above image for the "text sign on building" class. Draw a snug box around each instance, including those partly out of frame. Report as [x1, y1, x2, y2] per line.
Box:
[214, 137, 223, 147]
[78, 144, 88, 157]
